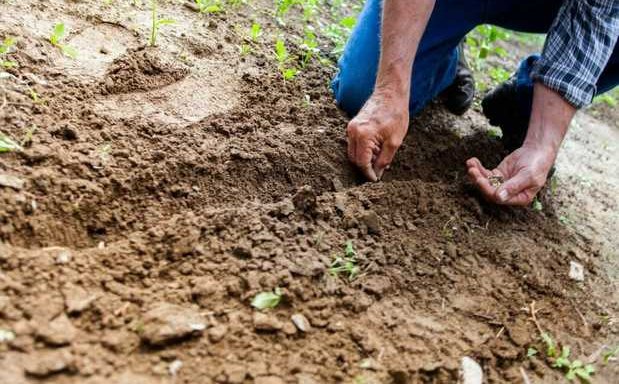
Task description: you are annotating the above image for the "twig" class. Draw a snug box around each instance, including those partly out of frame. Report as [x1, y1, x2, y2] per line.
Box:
[519, 367, 532, 384]
[529, 301, 544, 334]
[495, 326, 505, 339]
[568, 297, 588, 328]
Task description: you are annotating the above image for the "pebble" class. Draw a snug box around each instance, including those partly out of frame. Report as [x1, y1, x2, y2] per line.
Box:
[253, 312, 283, 332]
[208, 324, 228, 343]
[569, 261, 585, 281]
[460, 356, 483, 384]
[331, 177, 344, 192]
[0, 328, 15, 342]
[291, 314, 311, 332]
[24, 349, 74, 377]
[55, 249, 72, 264]
[282, 321, 297, 335]
[63, 285, 98, 314]
[168, 359, 183, 376]
[360, 210, 381, 234]
[140, 303, 207, 345]
[0, 174, 24, 190]
[334, 193, 346, 212]
[37, 314, 77, 346]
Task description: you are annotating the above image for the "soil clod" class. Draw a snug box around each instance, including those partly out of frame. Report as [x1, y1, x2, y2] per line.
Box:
[140, 303, 207, 346]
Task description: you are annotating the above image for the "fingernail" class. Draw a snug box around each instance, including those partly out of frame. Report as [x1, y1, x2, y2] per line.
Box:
[498, 189, 509, 202]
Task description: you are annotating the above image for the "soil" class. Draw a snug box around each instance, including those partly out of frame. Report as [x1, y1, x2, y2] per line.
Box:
[0, 1, 617, 384]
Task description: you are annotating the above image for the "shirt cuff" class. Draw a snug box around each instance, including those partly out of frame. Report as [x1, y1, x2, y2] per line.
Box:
[530, 59, 596, 109]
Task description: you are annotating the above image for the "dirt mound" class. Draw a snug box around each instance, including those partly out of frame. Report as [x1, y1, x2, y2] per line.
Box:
[102, 47, 190, 94]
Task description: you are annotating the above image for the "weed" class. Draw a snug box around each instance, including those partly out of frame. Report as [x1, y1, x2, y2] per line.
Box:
[300, 27, 319, 67]
[239, 43, 251, 56]
[593, 93, 617, 107]
[251, 288, 282, 310]
[539, 333, 596, 382]
[532, 198, 543, 212]
[324, 16, 356, 56]
[150, 0, 175, 46]
[602, 345, 619, 364]
[49, 23, 78, 59]
[527, 347, 538, 357]
[195, 0, 222, 14]
[0, 132, 22, 153]
[328, 240, 360, 281]
[0, 37, 17, 68]
[250, 23, 262, 42]
[274, 38, 298, 81]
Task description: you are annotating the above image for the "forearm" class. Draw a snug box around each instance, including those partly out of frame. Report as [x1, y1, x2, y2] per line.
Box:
[523, 83, 576, 155]
[375, 0, 435, 101]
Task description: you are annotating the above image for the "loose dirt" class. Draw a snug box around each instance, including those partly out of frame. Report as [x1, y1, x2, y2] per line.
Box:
[0, 1, 617, 383]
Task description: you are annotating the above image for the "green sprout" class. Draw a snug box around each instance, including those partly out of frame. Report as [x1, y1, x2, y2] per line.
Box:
[251, 288, 282, 310]
[602, 345, 619, 364]
[0, 37, 17, 68]
[0, 132, 22, 153]
[328, 241, 360, 281]
[49, 23, 77, 59]
[274, 38, 298, 81]
[300, 28, 319, 68]
[250, 23, 262, 42]
[532, 197, 543, 212]
[195, 0, 222, 14]
[150, 0, 175, 46]
[539, 333, 596, 382]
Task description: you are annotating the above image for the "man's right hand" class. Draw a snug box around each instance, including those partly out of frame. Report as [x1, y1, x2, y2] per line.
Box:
[346, 91, 409, 182]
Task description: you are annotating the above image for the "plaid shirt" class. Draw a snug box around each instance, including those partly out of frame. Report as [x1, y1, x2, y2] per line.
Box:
[531, 0, 619, 108]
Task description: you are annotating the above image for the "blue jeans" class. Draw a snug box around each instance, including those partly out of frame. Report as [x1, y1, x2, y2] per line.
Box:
[332, 0, 619, 117]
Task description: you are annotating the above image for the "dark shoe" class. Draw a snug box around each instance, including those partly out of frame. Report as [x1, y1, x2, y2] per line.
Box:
[442, 42, 476, 115]
[481, 76, 530, 152]
[482, 77, 556, 178]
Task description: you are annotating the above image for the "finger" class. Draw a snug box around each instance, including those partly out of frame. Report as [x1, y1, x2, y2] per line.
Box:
[503, 189, 538, 206]
[346, 130, 356, 163]
[355, 138, 378, 182]
[495, 171, 535, 204]
[466, 157, 492, 178]
[468, 166, 498, 201]
[373, 139, 400, 180]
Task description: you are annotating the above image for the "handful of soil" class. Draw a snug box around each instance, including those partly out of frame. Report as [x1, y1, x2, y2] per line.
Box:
[488, 175, 504, 188]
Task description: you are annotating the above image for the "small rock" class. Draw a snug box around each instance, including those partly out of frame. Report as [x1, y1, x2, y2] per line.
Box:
[208, 324, 228, 343]
[569, 261, 584, 282]
[140, 303, 207, 345]
[334, 193, 346, 212]
[168, 359, 183, 376]
[24, 349, 74, 377]
[253, 312, 283, 332]
[255, 376, 286, 384]
[282, 321, 297, 335]
[291, 314, 311, 332]
[460, 356, 483, 384]
[331, 177, 344, 192]
[360, 210, 381, 234]
[102, 329, 140, 353]
[223, 363, 247, 384]
[0, 328, 15, 342]
[0, 174, 25, 190]
[275, 198, 295, 216]
[55, 249, 72, 264]
[63, 285, 98, 314]
[292, 185, 317, 213]
[445, 243, 458, 258]
[37, 314, 77, 346]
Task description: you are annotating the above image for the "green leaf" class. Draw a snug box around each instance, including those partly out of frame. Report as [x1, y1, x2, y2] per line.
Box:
[339, 16, 356, 29]
[527, 347, 538, 357]
[0, 132, 22, 153]
[345, 240, 356, 258]
[250, 23, 261, 41]
[61, 45, 78, 59]
[51, 23, 66, 46]
[157, 18, 176, 26]
[251, 289, 282, 310]
[542, 333, 557, 357]
[274, 39, 287, 63]
[602, 345, 619, 364]
[0, 37, 16, 54]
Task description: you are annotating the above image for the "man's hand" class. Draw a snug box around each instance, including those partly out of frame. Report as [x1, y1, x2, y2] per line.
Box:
[468, 83, 575, 206]
[347, 92, 409, 181]
[466, 144, 557, 205]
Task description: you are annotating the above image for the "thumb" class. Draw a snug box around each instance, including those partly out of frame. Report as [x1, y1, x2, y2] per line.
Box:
[496, 171, 531, 203]
[373, 140, 400, 180]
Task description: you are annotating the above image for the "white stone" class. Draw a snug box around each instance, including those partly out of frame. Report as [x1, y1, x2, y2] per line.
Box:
[569, 261, 585, 282]
[460, 356, 483, 384]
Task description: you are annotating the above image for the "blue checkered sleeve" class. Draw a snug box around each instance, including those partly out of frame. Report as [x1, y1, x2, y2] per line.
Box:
[531, 0, 619, 108]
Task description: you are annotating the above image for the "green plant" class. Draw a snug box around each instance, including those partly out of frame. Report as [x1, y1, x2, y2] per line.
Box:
[602, 345, 619, 364]
[300, 28, 319, 67]
[49, 23, 77, 58]
[324, 16, 356, 56]
[532, 197, 543, 212]
[274, 38, 298, 81]
[328, 240, 360, 281]
[0, 132, 22, 153]
[251, 288, 282, 310]
[150, 0, 175, 46]
[195, 0, 222, 14]
[540, 333, 596, 382]
[0, 37, 17, 68]
[593, 93, 617, 107]
[250, 23, 262, 42]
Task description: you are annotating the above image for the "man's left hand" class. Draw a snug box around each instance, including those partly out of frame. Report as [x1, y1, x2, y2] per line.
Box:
[466, 144, 557, 206]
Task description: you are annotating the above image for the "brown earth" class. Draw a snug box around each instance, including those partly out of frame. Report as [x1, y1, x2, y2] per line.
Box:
[0, 1, 617, 384]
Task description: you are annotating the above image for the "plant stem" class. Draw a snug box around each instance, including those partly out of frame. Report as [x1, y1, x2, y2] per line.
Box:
[150, 0, 157, 46]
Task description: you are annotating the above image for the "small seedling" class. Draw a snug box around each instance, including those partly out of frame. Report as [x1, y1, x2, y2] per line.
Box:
[251, 288, 282, 310]
[328, 240, 360, 281]
[150, 0, 175, 46]
[532, 197, 543, 212]
[527, 347, 538, 357]
[487, 127, 502, 139]
[250, 23, 262, 42]
[49, 23, 77, 58]
[0, 132, 22, 153]
[539, 333, 596, 382]
[300, 28, 319, 68]
[602, 345, 619, 364]
[0, 37, 17, 68]
[274, 38, 298, 81]
[195, 0, 221, 14]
